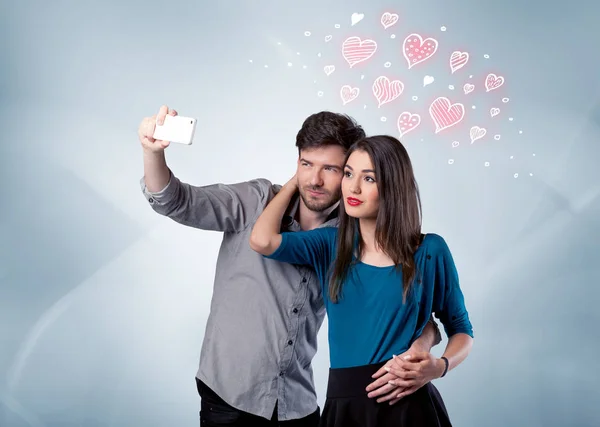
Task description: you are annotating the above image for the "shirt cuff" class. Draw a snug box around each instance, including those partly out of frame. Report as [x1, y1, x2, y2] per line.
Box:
[139, 170, 177, 206]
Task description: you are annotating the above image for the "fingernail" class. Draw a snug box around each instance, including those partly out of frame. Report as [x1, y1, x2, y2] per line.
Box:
[384, 367, 390, 372]
[388, 380, 395, 385]
[403, 355, 411, 360]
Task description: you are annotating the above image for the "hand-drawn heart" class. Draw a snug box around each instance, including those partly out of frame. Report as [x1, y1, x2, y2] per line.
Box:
[341, 85, 360, 105]
[449, 51, 469, 73]
[463, 83, 475, 94]
[372, 76, 404, 107]
[423, 75, 435, 87]
[470, 126, 487, 143]
[452, 141, 460, 148]
[351, 13, 364, 26]
[324, 65, 335, 76]
[429, 97, 465, 133]
[485, 73, 504, 92]
[397, 112, 421, 137]
[381, 12, 399, 29]
[490, 107, 500, 117]
[342, 37, 378, 68]
[402, 33, 438, 69]
[325, 35, 332, 42]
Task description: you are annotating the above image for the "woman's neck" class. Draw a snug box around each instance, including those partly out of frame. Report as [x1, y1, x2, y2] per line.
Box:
[357, 218, 395, 266]
[358, 218, 378, 251]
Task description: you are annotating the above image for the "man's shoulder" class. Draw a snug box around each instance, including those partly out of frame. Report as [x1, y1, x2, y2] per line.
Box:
[229, 178, 277, 201]
[246, 177, 274, 191]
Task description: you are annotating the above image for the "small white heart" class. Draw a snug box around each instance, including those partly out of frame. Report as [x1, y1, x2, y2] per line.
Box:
[452, 141, 459, 148]
[351, 12, 364, 26]
[325, 35, 332, 42]
[423, 75, 435, 87]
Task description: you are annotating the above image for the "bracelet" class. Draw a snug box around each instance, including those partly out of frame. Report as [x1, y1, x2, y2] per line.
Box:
[440, 357, 449, 378]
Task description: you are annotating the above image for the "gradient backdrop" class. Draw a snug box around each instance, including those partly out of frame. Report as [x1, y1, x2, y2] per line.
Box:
[1, 0, 599, 426]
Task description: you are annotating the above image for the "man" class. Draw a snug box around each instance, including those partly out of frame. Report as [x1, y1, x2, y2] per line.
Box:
[138, 105, 441, 426]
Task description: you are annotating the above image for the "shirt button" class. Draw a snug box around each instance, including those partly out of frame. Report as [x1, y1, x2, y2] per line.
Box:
[292, 308, 298, 314]
[426, 255, 431, 260]
[288, 340, 293, 345]
[302, 277, 307, 283]
[279, 371, 284, 377]
[148, 197, 154, 204]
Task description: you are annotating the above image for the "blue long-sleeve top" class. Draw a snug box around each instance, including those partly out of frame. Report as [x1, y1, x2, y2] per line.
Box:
[265, 227, 473, 369]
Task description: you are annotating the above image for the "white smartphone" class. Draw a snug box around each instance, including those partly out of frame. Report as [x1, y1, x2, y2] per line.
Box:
[153, 114, 197, 145]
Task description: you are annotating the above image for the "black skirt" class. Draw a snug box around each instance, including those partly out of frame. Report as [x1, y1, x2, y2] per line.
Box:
[320, 362, 452, 427]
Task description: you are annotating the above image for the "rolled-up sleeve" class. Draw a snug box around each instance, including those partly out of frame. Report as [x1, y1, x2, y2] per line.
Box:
[432, 237, 474, 338]
[140, 172, 272, 233]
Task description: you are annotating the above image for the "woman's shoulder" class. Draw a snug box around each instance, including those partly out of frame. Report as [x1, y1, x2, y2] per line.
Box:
[419, 233, 452, 257]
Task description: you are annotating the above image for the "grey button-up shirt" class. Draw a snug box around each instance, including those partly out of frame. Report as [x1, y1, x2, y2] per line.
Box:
[140, 172, 337, 420]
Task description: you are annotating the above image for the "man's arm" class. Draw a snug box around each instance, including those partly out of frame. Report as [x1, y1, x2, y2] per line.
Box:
[409, 316, 442, 352]
[365, 317, 441, 403]
[138, 105, 271, 232]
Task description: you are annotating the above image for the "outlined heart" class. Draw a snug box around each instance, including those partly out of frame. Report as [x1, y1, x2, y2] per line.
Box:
[402, 33, 438, 69]
[485, 73, 504, 92]
[463, 83, 475, 94]
[324, 65, 335, 76]
[372, 76, 404, 107]
[429, 97, 465, 133]
[397, 112, 421, 137]
[490, 107, 500, 117]
[470, 126, 487, 143]
[342, 36, 378, 68]
[449, 51, 469, 73]
[340, 85, 360, 105]
[381, 12, 399, 29]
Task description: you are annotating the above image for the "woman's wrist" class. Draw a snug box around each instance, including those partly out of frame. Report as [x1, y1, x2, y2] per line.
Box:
[436, 357, 449, 378]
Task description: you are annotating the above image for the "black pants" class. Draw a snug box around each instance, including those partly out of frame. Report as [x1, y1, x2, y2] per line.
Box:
[197, 378, 320, 427]
[320, 363, 452, 427]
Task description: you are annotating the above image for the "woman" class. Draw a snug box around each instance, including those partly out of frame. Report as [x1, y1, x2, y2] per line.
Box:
[250, 135, 474, 426]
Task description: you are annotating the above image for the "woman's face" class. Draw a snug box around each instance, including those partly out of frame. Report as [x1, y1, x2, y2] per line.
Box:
[341, 150, 380, 220]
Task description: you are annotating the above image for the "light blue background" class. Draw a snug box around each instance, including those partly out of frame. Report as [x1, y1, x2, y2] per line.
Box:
[1, 0, 599, 426]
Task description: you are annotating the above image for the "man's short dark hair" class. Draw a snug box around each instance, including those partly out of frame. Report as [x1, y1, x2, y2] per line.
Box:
[295, 111, 365, 153]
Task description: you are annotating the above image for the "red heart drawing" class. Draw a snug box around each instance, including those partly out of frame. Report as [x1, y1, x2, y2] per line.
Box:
[397, 112, 421, 137]
[402, 33, 438, 69]
[342, 37, 378, 68]
[429, 97, 465, 133]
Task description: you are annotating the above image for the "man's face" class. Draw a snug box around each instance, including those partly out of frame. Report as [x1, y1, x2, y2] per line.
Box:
[296, 145, 346, 212]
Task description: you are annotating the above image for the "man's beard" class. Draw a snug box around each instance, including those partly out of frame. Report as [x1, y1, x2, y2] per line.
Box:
[299, 186, 341, 212]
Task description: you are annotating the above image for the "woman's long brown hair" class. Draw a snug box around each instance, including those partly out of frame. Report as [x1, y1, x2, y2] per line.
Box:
[329, 135, 422, 303]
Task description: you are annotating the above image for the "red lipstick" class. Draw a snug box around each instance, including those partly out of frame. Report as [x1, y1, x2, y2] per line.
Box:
[346, 197, 363, 206]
